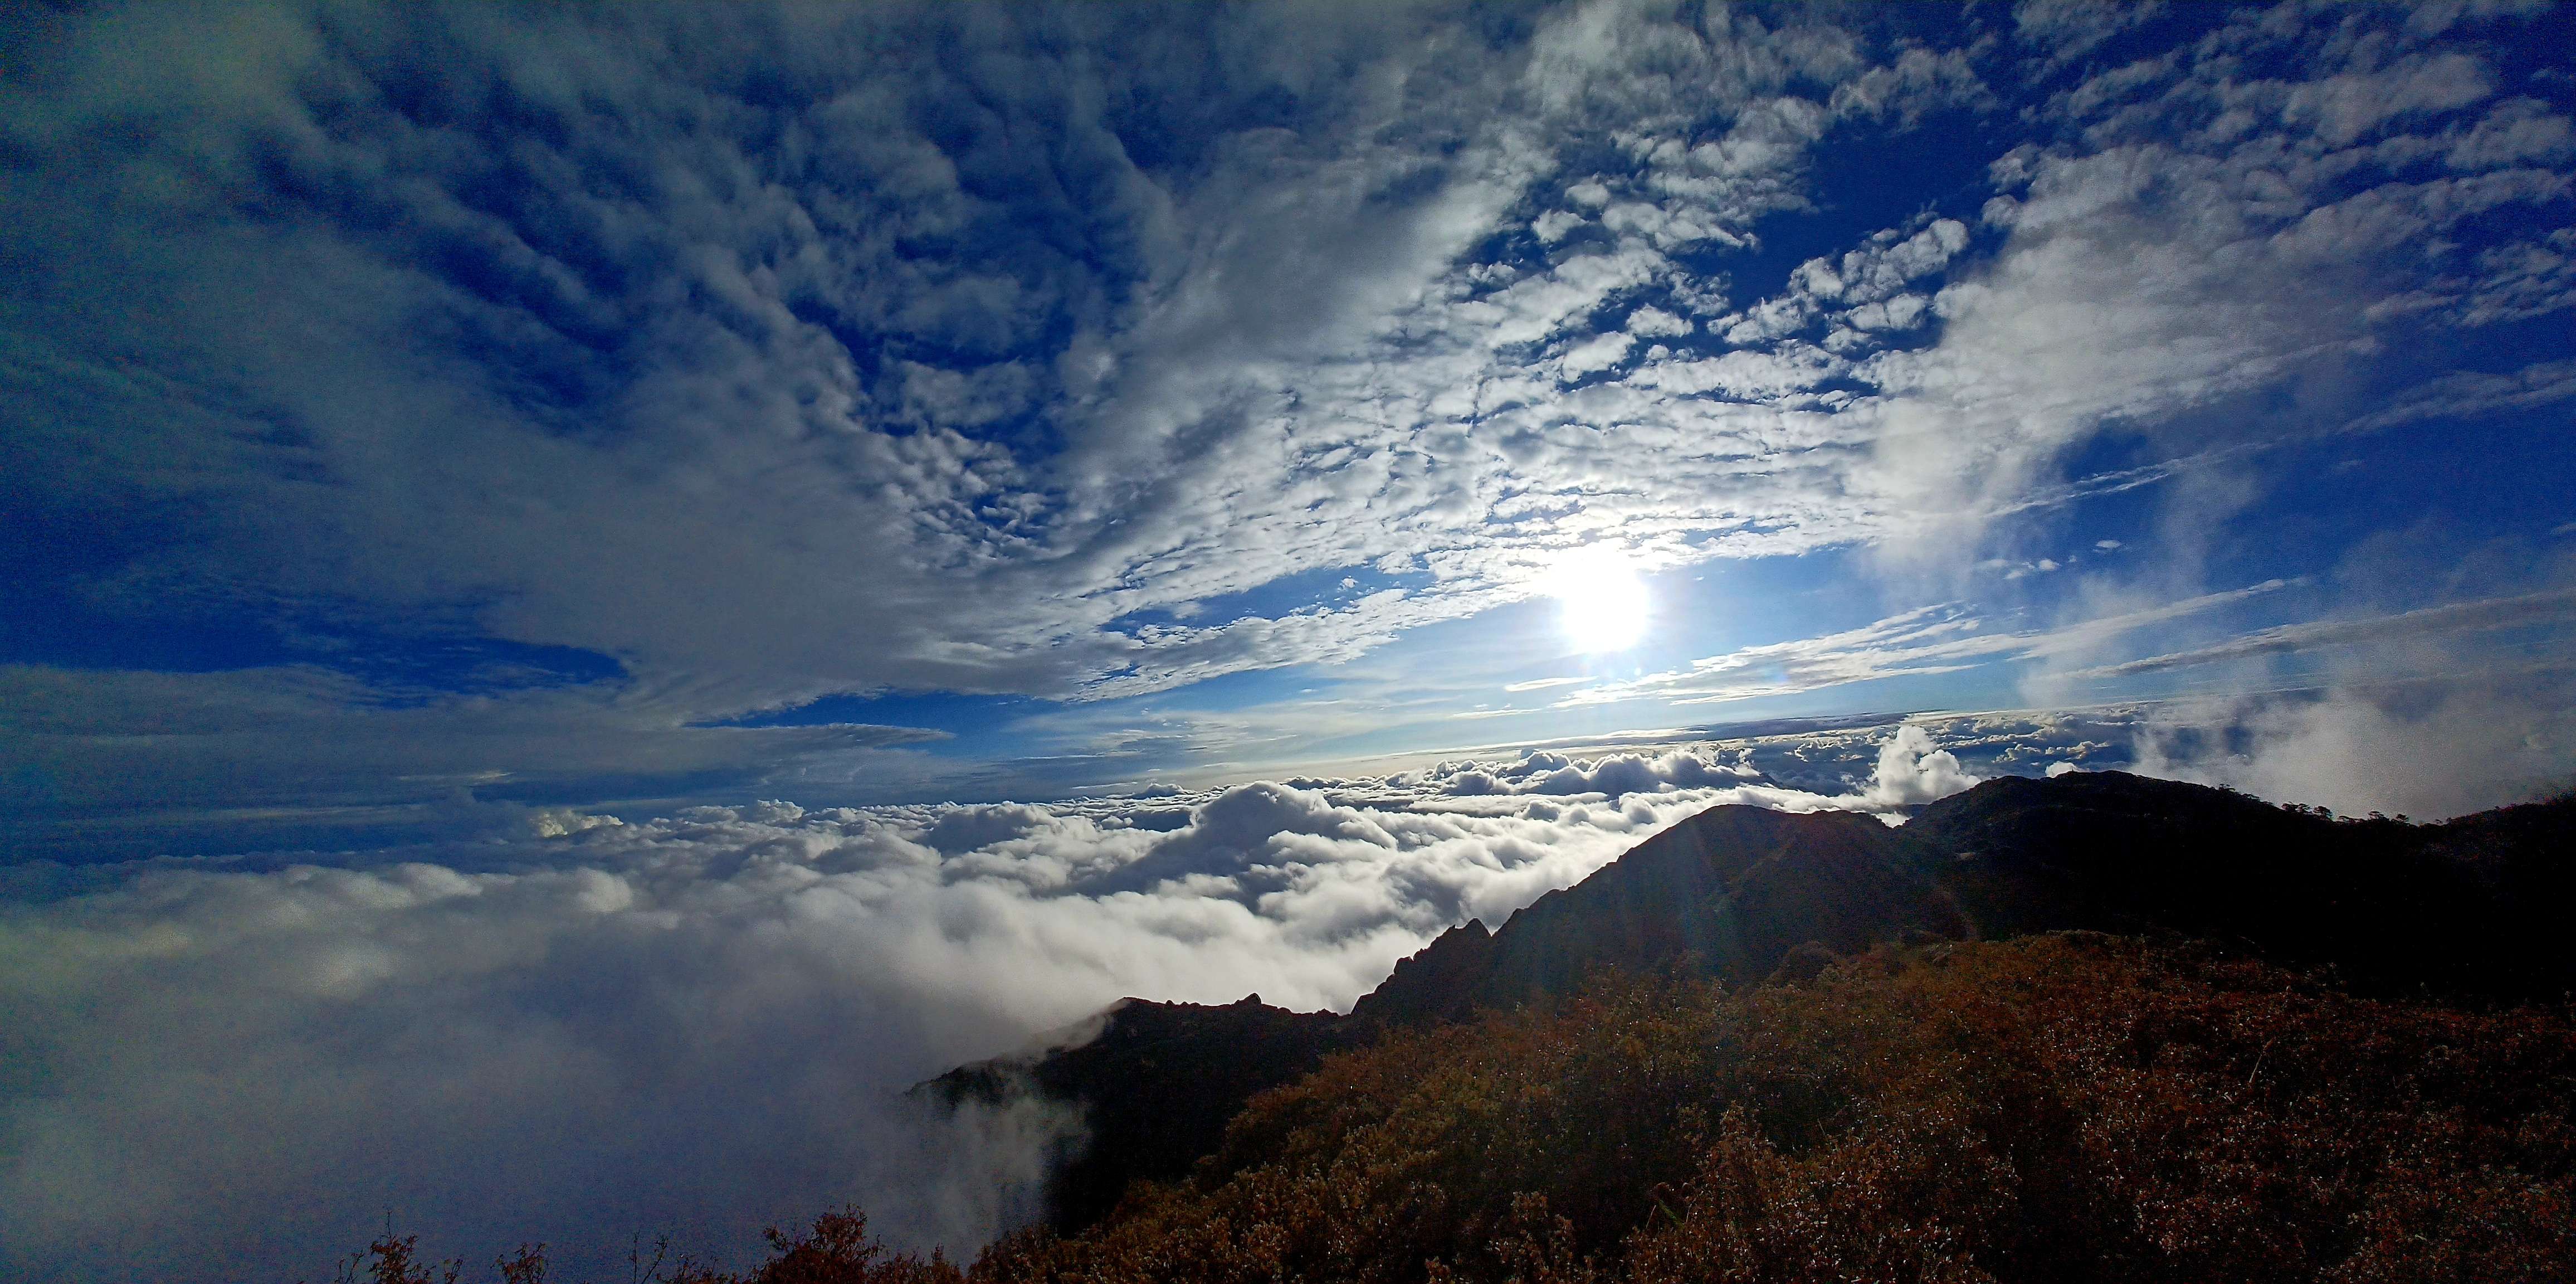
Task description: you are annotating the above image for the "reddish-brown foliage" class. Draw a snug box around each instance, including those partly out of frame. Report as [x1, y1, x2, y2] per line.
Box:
[325, 1231, 462, 1284]
[328, 936, 2576, 1284]
[674, 1208, 963, 1284]
[974, 936, 2576, 1284]
[334, 1209, 960, 1284]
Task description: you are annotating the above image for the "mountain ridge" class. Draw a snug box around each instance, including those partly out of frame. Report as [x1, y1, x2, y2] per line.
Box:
[929, 770, 2576, 1233]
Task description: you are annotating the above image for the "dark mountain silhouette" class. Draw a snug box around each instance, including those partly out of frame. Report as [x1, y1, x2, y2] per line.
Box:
[1908, 771, 2576, 999]
[1352, 804, 1961, 1025]
[929, 770, 2576, 1233]
[922, 993, 1374, 1232]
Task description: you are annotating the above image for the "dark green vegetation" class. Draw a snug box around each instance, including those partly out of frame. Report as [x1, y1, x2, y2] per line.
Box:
[336, 773, 2576, 1282]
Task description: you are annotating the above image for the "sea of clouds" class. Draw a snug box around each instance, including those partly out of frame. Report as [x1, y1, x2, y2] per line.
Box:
[2, 1, 2570, 1276]
[9, 698, 2564, 1284]
[0, 718, 1990, 1283]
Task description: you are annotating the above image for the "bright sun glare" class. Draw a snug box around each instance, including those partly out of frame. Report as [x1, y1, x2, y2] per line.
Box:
[1544, 545, 1651, 653]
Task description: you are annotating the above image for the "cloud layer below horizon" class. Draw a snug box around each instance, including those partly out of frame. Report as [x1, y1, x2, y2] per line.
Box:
[4, 3, 2574, 1280]
[8, 697, 2570, 1284]
[1, 722, 1959, 1283]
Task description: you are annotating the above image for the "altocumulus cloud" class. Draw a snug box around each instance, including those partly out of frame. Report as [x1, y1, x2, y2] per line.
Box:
[0, 730, 1981, 1284]
[4, 0, 2569, 833]
[3, 2, 2574, 1278]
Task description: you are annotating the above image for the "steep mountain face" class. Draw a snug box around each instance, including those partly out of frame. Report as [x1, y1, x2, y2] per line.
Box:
[932, 771, 2576, 1233]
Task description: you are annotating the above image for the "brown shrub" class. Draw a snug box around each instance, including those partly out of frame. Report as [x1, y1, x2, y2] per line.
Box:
[677, 1208, 964, 1284]
[323, 937, 2576, 1284]
[331, 1209, 959, 1284]
[974, 936, 2576, 1284]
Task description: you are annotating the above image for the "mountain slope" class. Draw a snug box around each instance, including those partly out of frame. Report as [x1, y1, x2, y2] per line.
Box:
[923, 994, 1371, 1232]
[1909, 771, 2576, 1000]
[934, 771, 2576, 1233]
[1352, 804, 1959, 1025]
[978, 936, 2576, 1284]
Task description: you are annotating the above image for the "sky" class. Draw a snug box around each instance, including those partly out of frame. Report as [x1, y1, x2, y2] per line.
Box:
[3, 0, 2574, 1280]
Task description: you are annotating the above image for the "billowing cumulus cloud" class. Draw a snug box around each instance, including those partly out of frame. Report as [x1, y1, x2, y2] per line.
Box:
[1861, 724, 1984, 806]
[2127, 681, 2576, 821]
[1404, 746, 1760, 800]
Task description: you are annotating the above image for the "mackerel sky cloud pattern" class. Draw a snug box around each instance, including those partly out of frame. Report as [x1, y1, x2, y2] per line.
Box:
[5, 2, 2574, 848]
[3, 4, 2575, 1276]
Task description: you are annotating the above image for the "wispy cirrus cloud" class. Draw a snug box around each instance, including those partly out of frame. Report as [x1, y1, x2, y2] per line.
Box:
[2070, 585, 2576, 679]
[1557, 580, 2296, 708]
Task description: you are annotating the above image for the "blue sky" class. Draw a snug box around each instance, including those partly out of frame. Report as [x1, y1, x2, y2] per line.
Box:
[8, 5, 2576, 1277]
[5, 0, 2575, 858]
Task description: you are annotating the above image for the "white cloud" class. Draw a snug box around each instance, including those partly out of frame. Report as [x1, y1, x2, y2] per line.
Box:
[9, 684, 2569, 1283]
[2013, 0, 2164, 72]
[0, 718, 2007, 1283]
[2339, 356, 2576, 432]
[1624, 305, 1694, 337]
[1566, 580, 2295, 708]
[3, 1, 2572, 862]
[1862, 724, 1983, 806]
[1845, 24, 2572, 563]
[0, 0, 2018, 732]
[2067, 586, 2576, 679]
[2129, 679, 2576, 820]
[1533, 208, 1587, 242]
[1558, 329, 1636, 377]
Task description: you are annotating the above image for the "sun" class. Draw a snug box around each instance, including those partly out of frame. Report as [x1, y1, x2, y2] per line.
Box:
[1542, 544, 1651, 653]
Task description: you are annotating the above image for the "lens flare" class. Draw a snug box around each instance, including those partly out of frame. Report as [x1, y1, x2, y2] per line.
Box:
[1543, 545, 1650, 653]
